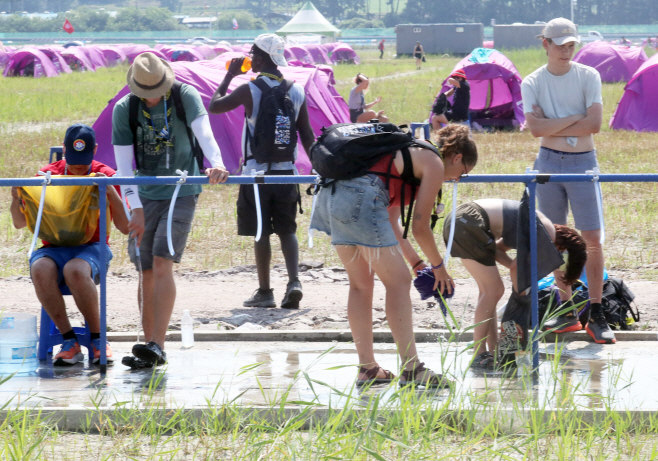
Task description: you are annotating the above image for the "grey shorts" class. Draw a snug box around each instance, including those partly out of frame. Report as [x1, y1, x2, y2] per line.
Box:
[310, 175, 398, 248]
[533, 147, 601, 232]
[443, 202, 497, 266]
[128, 194, 197, 271]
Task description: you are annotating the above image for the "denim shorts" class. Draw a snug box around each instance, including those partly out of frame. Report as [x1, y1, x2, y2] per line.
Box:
[128, 194, 197, 270]
[309, 175, 398, 248]
[30, 242, 113, 286]
[533, 147, 601, 232]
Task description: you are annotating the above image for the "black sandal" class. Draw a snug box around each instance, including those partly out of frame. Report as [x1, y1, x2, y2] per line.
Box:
[356, 365, 396, 386]
[399, 362, 452, 389]
[122, 355, 154, 370]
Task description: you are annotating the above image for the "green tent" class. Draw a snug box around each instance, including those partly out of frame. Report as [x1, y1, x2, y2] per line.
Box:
[277, 1, 341, 37]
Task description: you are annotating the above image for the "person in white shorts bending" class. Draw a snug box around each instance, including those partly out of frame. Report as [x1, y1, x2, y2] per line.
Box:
[521, 17, 614, 345]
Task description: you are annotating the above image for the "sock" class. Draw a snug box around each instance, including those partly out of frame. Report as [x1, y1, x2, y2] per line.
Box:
[590, 302, 602, 316]
[90, 332, 101, 341]
[62, 330, 77, 341]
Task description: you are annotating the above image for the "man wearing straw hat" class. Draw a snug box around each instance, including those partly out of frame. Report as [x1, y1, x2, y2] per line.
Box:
[10, 124, 129, 366]
[112, 52, 229, 368]
[522, 18, 614, 344]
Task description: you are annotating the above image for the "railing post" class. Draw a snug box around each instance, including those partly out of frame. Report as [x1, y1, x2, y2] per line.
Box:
[527, 180, 540, 370]
[98, 183, 108, 375]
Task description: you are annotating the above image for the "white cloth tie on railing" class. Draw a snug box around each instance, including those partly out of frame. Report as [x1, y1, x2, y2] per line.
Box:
[27, 171, 51, 259]
[308, 174, 320, 248]
[252, 170, 265, 242]
[443, 181, 458, 267]
[586, 167, 606, 244]
[167, 169, 188, 256]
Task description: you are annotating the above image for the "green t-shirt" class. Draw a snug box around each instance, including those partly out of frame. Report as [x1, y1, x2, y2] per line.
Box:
[112, 83, 207, 200]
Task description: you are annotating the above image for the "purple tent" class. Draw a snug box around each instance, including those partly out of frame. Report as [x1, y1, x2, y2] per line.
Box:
[80, 46, 109, 69]
[119, 44, 150, 57]
[61, 47, 95, 72]
[91, 58, 349, 175]
[128, 48, 168, 64]
[609, 53, 658, 132]
[289, 46, 314, 65]
[194, 45, 216, 60]
[433, 48, 524, 127]
[212, 45, 233, 56]
[573, 42, 648, 83]
[329, 44, 360, 64]
[0, 49, 13, 70]
[3, 49, 60, 78]
[321, 43, 339, 54]
[231, 45, 244, 52]
[164, 46, 205, 62]
[96, 46, 127, 66]
[34, 47, 72, 74]
[305, 44, 331, 65]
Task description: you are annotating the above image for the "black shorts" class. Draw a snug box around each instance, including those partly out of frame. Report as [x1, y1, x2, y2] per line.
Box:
[237, 170, 300, 236]
[349, 108, 364, 123]
[443, 202, 497, 266]
[414, 53, 422, 59]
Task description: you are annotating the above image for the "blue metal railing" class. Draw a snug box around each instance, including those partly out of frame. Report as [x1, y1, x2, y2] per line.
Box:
[8, 172, 656, 374]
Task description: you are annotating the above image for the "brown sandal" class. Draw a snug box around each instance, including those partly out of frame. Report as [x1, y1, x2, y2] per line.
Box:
[399, 362, 452, 389]
[356, 365, 396, 386]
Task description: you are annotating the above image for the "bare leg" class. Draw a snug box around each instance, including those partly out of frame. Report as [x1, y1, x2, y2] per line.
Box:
[431, 113, 449, 130]
[149, 257, 176, 348]
[581, 229, 604, 304]
[461, 259, 505, 357]
[254, 236, 272, 290]
[356, 110, 379, 123]
[31, 258, 71, 334]
[140, 268, 154, 340]
[63, 259, 100, 332]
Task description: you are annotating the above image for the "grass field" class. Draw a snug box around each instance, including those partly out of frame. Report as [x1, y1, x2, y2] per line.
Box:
[0, 49, 657, 281]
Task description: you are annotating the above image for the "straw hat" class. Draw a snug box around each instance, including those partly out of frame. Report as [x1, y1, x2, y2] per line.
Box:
[127, 52, 175, 99]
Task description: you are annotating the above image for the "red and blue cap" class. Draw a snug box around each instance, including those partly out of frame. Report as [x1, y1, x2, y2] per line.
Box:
[64, 124, 96, 165]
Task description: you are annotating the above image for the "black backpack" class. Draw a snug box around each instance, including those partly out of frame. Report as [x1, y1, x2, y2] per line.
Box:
[309, 122, 442, 238]
[246, 77, 298, 165]
[128, 81, 205, 172]
[539, 277, 639, 330]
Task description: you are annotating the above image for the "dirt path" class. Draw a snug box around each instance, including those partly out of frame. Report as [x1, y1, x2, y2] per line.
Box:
[2, 264, 654, 333]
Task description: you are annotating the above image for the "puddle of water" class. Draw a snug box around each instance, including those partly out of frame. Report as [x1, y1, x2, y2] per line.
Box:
[0, 341, 655, 411]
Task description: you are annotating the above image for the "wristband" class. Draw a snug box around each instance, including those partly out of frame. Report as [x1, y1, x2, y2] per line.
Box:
[431, 261, 444, 270]
[412, 259, 424, 270]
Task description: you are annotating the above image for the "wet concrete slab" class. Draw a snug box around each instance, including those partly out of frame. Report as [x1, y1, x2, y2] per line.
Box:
[1, 341, 657, 413]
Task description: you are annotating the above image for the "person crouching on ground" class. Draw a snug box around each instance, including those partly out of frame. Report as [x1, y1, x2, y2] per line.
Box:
[209, 34, 316, 309]
[310, 125, 478, 387]
[348, 73, 389, 123]
[443, 199, 587, 369]
[10, 124, 129, 366]
[431, 70, 471, 130]
[112, 52, 229, 368]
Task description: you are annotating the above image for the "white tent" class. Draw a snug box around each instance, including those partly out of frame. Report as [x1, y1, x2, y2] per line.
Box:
[277, 1, 340, 38]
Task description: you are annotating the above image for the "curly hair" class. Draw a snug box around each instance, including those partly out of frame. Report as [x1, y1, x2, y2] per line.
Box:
[432, 124, 478, 167]
[554, 224, 587, 286]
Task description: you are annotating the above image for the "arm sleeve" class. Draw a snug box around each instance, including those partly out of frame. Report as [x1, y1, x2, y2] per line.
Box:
[585, 69, 603, 108]
[113, 144, 143, 209]
[190, 114, 225, 169]
[521, 78, 538, 115]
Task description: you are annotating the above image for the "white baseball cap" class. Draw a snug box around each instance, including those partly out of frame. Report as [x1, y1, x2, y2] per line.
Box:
[254, 33, 288, 67]
[541, 17, 580, 45]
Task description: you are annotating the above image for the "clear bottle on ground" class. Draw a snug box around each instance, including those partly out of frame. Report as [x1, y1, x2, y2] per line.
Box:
[181, 309, 194, 349]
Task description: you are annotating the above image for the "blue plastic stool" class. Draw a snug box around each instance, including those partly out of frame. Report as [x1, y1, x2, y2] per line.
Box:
[410, 122, 431, 140]
[37, 285, 92, 360]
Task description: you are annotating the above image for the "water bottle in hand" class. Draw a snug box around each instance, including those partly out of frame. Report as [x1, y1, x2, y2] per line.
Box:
[181, 310, 194, 349]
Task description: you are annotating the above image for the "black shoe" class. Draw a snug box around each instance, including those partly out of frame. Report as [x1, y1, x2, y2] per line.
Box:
[122, 355, 154, 370]
[243, 288, 276, 308]
[281, 280, 303, 309]
[470, 352, 495, 370]
[543, 308, 583, 333]
[132, 341, 167, 366]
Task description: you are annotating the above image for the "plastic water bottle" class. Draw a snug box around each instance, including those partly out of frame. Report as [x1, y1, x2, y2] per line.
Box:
[0, 313, 38, 375]
[181, 310, 194, 349]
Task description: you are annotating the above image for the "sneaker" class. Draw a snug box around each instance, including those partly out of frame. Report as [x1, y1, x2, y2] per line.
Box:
[53, 338, 84, 366]
[122, 355, 153, 370]
[243, 288, 276, 308]
[586, 312, 616, 344]
[281, 280, 303, 309]
[132, 341, 167, 366]
[91, 338, 114, 365]
[543, 308, 582, 333]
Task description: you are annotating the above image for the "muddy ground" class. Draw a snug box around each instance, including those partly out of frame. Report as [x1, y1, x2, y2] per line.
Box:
[0, 262, 654, 333]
